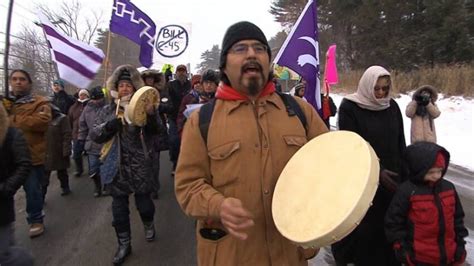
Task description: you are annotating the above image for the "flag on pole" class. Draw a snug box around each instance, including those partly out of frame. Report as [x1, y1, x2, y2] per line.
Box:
[273, 0, 321, 110]
[38, 13, 105, 88]
[110, 0, 156, 68]
[324, 45, 338, 89]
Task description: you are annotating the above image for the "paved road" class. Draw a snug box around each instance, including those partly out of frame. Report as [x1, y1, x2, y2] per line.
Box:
[309, 166, 474, 266]
[12, 154, 473, 266]
[14, 153, 196, 266]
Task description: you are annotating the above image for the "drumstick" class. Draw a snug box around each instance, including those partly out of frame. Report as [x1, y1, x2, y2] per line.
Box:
[115, 99, 121, 116]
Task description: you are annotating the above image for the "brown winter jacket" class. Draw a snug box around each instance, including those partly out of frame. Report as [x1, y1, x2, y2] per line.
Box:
[175, 89, 329, 266]
[9, 94, 52, 165]
[405, 85, 441, 144]
[68, 100, 88, 140]
[45, 109, 72, 171]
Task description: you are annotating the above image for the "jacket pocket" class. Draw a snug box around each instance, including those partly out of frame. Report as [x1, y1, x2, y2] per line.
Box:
[208, 141, 241, 189]
[197, 233, 233, 266]
[283, 135, 308, 157]
[410, 200, 437, 225]
[283, 135, 307, 147]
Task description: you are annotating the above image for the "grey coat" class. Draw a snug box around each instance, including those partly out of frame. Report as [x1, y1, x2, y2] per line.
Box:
[78, 99, 105, 155]
[91, 103, 159, 196]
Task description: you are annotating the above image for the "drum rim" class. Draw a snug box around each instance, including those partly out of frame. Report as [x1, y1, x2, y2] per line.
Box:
[272, 131, 380, 248]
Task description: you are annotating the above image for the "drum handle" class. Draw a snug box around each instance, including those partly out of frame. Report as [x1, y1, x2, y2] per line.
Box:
[115, 99, 121, 116]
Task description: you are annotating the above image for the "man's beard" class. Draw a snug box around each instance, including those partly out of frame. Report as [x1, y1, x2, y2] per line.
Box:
[247, 77, 260, 96]
[240, 61, 265, 96]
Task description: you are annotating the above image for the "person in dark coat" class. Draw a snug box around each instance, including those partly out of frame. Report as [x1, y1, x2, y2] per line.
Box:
[166, 64, 191, 174]
[0, 103, 34, 266]
[320, 93, 337, 129]
[44, 105, 72, 197]
[332, 65, 406, 266]
[78, 86, 106, 197]
[91, 65, 160, 265]
[141, 70, 169, 199]
[68, 89, 90, 177]
[385, 142, 468, 266]
[50, 79, 75, 115]
[176, 74, 201, 136]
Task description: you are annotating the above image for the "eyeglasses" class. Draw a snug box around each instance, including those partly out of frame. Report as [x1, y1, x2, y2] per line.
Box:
[229, 43, 268, 54]
[374, 85, 390, 92]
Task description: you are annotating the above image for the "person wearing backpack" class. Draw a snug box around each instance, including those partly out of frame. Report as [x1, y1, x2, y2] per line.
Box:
[174, 21, 328, 266]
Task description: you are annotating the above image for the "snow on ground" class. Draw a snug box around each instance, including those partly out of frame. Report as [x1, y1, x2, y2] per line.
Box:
[329, 92, 474, 171]
[324, 92, 474, 265]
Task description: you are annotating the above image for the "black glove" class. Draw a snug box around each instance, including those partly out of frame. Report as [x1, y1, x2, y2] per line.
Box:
[105, 118, 122, 132]
[415, 92, 431, 106]
[380, 169, 399, 193]
[0, 182, 14, 198]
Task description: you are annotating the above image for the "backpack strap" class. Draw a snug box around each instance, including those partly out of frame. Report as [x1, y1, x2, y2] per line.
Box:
[198, 93, 308, 145]
[276, 92, 307, 134]
[198, 99, 217, 145]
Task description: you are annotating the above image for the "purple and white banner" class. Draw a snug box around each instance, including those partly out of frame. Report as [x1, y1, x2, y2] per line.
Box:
[38, 12, 104, 88]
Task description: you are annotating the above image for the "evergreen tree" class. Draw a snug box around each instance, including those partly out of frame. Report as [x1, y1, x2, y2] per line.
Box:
[196, 45, 221, 73]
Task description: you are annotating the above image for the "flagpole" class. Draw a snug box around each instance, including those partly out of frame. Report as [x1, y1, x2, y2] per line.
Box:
[3, 0, 14, 97]
[35, 19, 61, 80]
[103, 30, 112, 86]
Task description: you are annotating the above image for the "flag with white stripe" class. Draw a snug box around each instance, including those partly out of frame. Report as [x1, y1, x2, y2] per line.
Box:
[38, 12, 105, 88]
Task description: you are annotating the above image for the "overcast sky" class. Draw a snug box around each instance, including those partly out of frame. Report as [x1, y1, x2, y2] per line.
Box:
[1, 0, 283, 73]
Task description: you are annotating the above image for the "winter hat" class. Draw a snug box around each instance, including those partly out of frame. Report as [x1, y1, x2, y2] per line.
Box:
[176, 64, 187, 72]
[191, 75, 202, 87]
[53, 79, 65, 89]
[78, 89, 90, 97]
[115, 69, 132, 88]
[219, 21, 271, 70]
[201, 69, 219, 85]
[432, 151, 446, 169]
[89, 86, 104, 100]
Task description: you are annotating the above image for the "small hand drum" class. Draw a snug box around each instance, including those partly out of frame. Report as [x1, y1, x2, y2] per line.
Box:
[125, 86, 160, 126]
[272, 131, 379, 248]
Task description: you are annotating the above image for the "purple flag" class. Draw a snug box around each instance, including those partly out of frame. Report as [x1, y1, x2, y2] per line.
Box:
[110, 0, 156, 67]
[274, 0, 321, 110]
[38, 13, 104, 88]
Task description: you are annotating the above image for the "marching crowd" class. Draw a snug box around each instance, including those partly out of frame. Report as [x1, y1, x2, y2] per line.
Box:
[0, 21, 468, 266]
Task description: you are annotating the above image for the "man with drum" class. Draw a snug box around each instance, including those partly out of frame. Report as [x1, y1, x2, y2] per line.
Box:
[175, 21, 328, 265]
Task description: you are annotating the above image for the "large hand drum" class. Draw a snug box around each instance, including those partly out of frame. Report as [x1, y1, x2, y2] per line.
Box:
[272, 131, 379, 248]
[125, 86, 160, 126]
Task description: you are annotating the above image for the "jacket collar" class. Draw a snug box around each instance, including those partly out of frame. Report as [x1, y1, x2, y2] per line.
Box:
[216, 86, 283, 115]
[216, 82, 276, 101]
[14, 94, 35, 104]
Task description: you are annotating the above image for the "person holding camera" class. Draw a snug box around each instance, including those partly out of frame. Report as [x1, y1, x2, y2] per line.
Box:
[406, 85, 441, 144]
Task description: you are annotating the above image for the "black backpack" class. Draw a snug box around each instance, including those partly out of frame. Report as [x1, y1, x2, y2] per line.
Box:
[198, 92, 307, 144]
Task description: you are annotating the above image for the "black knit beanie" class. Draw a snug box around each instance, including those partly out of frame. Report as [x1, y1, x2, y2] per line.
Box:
[219, 21, 271, 70]
[90, 86, 104, 100]
[115, 69, 132, 88]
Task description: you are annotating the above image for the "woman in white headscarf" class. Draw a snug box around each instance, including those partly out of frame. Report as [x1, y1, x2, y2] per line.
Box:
[332, 66, 406, 266]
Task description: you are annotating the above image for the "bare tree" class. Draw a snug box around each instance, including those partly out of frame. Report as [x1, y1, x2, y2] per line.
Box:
[9, 26, 56, 95]
[7, 0, 105, 93]
[37, 0, 103, 44]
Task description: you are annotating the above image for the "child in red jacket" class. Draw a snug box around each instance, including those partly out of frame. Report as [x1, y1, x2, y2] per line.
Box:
[385, 142, 468, 265]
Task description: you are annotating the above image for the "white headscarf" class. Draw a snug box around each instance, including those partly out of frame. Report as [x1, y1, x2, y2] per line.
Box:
[345, 65, 391, 111]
